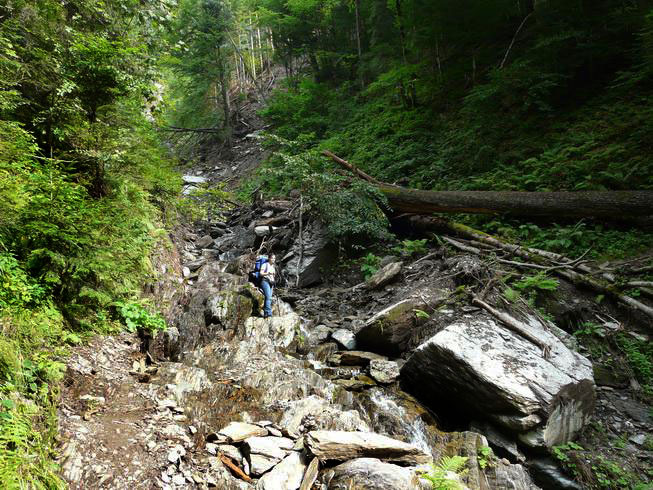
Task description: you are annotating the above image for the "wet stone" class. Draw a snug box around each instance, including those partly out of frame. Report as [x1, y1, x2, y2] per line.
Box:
[368, 359, 400, 384]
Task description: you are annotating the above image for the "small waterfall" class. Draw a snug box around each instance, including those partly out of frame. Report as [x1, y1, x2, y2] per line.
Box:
[367, 388, 433, 455]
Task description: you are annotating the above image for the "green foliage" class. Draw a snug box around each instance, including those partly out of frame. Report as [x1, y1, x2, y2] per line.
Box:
[461, 217, 653, 264]
[573, 322, 607, 339]
[552, 441, 584, 465]
[116, 301, 167, 335]
[177, 183, 233, 223]
[513, 273, 559, 293]
[243, 142, 390, 242]
[0, 0, 180, 485]
[360, 253, 381, 280]
[555, 442, 649, 489]
[477, 446, 494, 470]
[0, 399, 64, 489]
[420, 455, 469, 490]
[414, 309, 430, 320]
[615, 333, 653, 391]
[393, 239, 428, 257]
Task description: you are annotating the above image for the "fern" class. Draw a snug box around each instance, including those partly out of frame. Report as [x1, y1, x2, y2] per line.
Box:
[420, 455, 469, 490]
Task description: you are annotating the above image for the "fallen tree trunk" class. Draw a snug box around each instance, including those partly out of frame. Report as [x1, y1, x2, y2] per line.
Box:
[323, 151, 653, 220]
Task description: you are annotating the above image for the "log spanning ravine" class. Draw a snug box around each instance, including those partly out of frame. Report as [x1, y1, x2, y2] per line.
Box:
[323, 151, 653, 221]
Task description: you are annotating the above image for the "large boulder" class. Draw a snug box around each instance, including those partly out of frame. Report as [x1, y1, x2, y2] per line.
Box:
[355, 299, 427, 356]
[283, 221, 337, 287]
[323, 458, 423, 489]
[401, 315, 595, 448]
[243, 311, 301, 349]
[305, 430, 432, 464]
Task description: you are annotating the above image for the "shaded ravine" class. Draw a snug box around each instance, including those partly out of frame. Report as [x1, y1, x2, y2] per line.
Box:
[57, 125, 556, 489]
[57, 198, 541, 489]
[140, 202, 540, 489]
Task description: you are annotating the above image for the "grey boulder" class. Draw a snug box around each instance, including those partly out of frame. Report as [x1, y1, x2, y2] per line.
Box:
[323, 458, 423, 489]
[401, 316, 595, 448]
[331, 329, 356, 350]
[366, 261, 403, 290]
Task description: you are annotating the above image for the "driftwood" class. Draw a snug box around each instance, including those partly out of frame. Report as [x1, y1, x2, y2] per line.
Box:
[255, 215, 292, 227]
[441, 221, 653, 322]
[260, 200, 293, 211]
[322, 150, 653, 221]
[219, 454, 252, 482]
[162, 126, 221, 134]
[396, 215, 653, 321]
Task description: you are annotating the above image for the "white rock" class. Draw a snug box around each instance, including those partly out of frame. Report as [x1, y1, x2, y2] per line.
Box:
[324, 458, 421, 489]
[365, 261, 403, 290]
[217, 444, 242, 463]
[255, 225, 279, 237]
[244, 436, 294, 460]
[331, 329, 356, 350]
[182, 175, 207, 184]
[402, 316, 595, 448]
[217, 422, 268, 443]
[629, 434, 646, 445]
[257, 452, 306, 490]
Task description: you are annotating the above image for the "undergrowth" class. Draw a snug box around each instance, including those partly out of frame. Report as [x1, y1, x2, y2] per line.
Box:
[0, 101, 178, 488]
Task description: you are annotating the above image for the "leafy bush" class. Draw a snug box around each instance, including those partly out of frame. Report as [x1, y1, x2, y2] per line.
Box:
[393, 239, 428, 257]
[360, 253, 381, 279]
[0, 400, 63, 489]
[242, 143, 390, 243]
[616, 333, 653, 392]
[116, 301, 167, 335]
[513, 273, 559, 293]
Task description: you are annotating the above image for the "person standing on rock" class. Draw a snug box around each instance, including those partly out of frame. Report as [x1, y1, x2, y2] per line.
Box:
[260, 254, 276, 318]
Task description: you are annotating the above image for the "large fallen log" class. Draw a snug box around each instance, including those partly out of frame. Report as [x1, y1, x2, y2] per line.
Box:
[323, 151, 653, 220]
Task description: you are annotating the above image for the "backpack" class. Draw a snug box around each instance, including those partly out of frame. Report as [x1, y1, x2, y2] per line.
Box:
[248, 255, 268, 287]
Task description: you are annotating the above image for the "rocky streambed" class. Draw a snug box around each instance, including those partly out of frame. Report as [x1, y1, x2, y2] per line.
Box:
[57, 136, 652, 489]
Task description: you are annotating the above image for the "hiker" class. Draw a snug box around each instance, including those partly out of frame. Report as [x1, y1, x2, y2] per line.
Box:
[260, 253, 276, 318]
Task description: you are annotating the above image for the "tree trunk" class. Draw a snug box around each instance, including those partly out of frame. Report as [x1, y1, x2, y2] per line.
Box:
[322, 151, 653, 221]
[395, 0, 407, 64]
[355, 0, 363, 88]
[217, 45, 232, 147]
[380, 186, 652, 220]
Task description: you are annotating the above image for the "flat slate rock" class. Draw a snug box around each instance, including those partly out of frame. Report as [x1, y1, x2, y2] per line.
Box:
[365, 261, 403, 290]
[305, 430, 431, 464]
[216, 422, 268, 443]
[337, 351, 387, 366]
